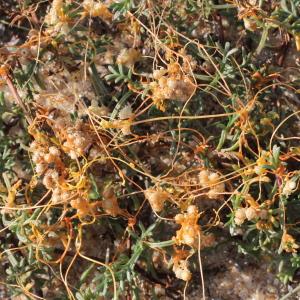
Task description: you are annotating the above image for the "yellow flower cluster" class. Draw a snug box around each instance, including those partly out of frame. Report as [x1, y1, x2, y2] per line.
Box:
[282, 232, 299, 253]
[71, 197, 97, 218]
[254, 150, 271, 175]
[144, 188, 169, 212]
[82, 0, 112, 20]
[174, 205, 200, 247]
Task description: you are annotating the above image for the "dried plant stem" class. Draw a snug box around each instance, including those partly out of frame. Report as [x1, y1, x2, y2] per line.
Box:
[4, 74, 33, 124]
[198, 232, 206, 300]
[280, 283, 300, 300]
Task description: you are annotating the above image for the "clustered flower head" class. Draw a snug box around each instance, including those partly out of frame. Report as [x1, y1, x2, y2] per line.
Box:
[43, 169, 59, 189]
[199, 169, 225, 199]
[254, 150, 271, 175]
[173, 205, 200, 247]
[282, 232, 299, 253]
[3, 0, 300, 296]
[234, 205, 268, 226]
[237, 3, 259, 32]
[30, 141, 63, 176]
[179, 48, 197, 73]
[82, 0, 112, 20]
[44, 0, 70, 34]
[45, 0, 112, 35]
[118, 104, 133, 120]
[48, 113, 94, 159]
[144, 188, 169, 212]
[29, 122, 103, 219]
[101, 187, 121, 217]
[51, 187, 74, 204]
[149, 62, 195, 111]
[172, 258, 191, 281]
[62, 124, 92, 159]
[44, 0, 64, 26]
[282, 178, 298, 197]
[116, 48, 140, 67]
[71, 197, 97, 218]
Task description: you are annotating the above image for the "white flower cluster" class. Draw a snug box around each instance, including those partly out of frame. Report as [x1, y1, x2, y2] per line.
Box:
[44, 0, 70, 34]
[150, 65, 195, 109]
[199, 169, 225, 199]
[44, 0, 63, 26]
[30, 142, 73, 204]
[43, 169, 59, 189]
[118, 104, 133, 120]
[63, 125, 92, 159]
[51, 187, 74, 204]
[172, 259, 191, 281]
[282, 179, 297, 197]
[31, 142, 61, 175]
[234, 207, 268, 226]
